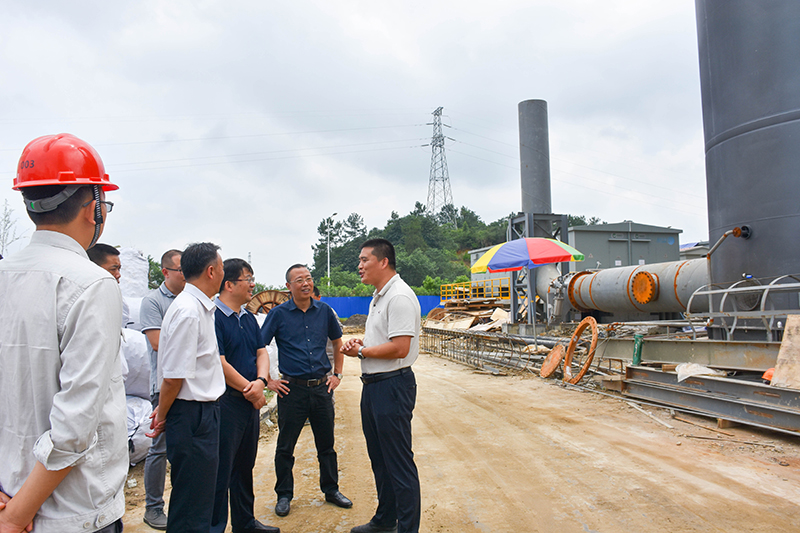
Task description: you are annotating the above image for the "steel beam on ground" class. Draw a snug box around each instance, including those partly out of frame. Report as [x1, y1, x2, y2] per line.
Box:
[626, 366, 800, 410]
[622, 375, 800, 435]
[596, 337, 779, 371]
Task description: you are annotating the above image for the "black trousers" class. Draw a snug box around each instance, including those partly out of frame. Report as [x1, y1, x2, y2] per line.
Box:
[211, 391, 260, 533]
[166, 399, 220, 533]
[275, 381, 338, 499]
[361, 370, 420, 533]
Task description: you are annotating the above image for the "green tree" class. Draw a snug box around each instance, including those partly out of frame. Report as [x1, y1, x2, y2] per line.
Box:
[309, 203, 505, 291]
[342, 213, 367, 242]
[329, 266, 361, 288]
[147, 255, 164, 289]
[568, 214, 605, 227]
[402, 217, 427, 253]
[436, 203, 458, 228]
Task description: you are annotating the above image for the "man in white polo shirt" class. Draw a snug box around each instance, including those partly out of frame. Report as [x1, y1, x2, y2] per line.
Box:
[147, 242, 226, 533]
[342, 238, 421, 533]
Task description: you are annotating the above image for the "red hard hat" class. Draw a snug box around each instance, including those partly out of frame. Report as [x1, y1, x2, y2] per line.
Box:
[13, 133, 118, 191]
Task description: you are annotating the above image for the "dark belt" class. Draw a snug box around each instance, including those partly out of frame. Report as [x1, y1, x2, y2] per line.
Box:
[224, 386, 245, 399]
[284, 375, 327, 387]
[360, 367, 413, 385]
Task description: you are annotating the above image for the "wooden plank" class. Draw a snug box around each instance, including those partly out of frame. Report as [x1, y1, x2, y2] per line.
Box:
[771, 314, 800, 390]
[682, 435, 776, 447]
[717, 419, 739, 429]
[598, 375, 624, 392]
[671, 415, 734, 436]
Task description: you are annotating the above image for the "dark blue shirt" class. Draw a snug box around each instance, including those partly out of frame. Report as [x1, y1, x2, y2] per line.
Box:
[215, 298, 261, 382]
[260, 298, 342, 379]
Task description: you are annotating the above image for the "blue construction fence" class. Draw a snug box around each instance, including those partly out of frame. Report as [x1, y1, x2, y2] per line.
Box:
[321, 295, 442, 318]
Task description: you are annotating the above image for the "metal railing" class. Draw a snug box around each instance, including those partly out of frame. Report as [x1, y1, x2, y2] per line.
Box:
[439, 277, 511, 302]
[685, 274, 800, 341]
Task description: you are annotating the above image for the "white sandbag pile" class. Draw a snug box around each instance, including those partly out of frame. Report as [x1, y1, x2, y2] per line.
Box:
[126, 395, 153, 465]
[121, 328, 150, 400]
[118, 247, 153, 465]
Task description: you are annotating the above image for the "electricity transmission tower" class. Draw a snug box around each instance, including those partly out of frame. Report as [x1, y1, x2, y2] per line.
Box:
[425, 107, 456, 227]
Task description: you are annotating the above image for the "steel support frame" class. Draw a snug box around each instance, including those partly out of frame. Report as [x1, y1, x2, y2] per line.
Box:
[686, 277, 800, 341]
[507, 212, 569, 325]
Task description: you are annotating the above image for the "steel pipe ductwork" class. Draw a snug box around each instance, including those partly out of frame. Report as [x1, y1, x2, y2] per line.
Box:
[566, 258, 709, 314]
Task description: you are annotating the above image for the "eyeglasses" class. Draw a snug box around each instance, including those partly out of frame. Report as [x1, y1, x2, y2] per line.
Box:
[234, 276, 256, 284]
[81, 199, 114, 212]
[290, 277, 314, 285]
[164, 267, 182, 273]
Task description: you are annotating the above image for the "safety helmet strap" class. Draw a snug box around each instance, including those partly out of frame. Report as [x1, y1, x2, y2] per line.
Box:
[25, 185, 83, 213]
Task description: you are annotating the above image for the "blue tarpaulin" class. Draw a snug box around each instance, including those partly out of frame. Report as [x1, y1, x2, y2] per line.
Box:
[321, 295, 441, 318]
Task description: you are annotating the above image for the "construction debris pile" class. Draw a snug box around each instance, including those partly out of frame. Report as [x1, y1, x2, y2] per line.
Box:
[424, 297, 510, 332]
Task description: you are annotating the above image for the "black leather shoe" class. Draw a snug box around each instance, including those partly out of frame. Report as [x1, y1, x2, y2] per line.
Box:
[350, 522, 397, 533]
[325, 490, 353, 508]
[234, 520, 281, 533]
[275, 497, 291, 517]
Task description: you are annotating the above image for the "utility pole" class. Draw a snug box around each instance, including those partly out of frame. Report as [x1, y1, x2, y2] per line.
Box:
[425, 107, 456, 228]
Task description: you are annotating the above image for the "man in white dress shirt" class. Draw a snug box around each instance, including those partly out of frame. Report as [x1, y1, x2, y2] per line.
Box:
[147, 242, 226, 533]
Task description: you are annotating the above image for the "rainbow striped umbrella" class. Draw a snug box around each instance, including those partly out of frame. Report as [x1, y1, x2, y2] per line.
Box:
[471, 238, 584, 274]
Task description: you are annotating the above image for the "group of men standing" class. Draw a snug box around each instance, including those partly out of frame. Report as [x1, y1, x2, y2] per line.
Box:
[0, 134, 422, 533]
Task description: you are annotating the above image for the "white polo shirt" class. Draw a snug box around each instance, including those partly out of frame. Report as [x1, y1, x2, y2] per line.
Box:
[362, 273, 421, 374]
[158, 282, 225, 402]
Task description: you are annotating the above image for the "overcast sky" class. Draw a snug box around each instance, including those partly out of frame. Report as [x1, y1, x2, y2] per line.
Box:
[0, 0, 707, 286]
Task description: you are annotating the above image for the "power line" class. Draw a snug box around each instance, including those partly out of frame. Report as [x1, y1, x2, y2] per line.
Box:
[112, 138, 428, 168]
[448, 137, 706, 201]
[0, 123, 429, 152]
[111, 144, 426, 174]
[0, 107, 434, 125]
[446, 148, 705, 216]
[450, 123, 705, 181]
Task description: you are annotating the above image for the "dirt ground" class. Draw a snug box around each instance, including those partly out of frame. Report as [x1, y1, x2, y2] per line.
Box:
[123, 342, 800, 533]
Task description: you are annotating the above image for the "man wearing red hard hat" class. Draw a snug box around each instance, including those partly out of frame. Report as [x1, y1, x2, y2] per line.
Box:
[0, 134, 127, 533]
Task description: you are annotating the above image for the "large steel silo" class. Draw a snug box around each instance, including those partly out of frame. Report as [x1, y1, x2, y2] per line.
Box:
[696, 1, 800, 287]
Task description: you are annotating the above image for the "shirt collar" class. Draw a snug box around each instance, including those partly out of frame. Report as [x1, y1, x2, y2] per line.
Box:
[285, 297, 320, 312]
[158, 282, 176, 298]
[29, 230, 88, 259]
[214, 296, 246, 317]
[183, 282, 216, 312]
[374, 273, 401, 298]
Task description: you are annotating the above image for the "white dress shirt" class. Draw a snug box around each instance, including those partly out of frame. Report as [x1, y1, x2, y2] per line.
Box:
[158, 282, 225, 402]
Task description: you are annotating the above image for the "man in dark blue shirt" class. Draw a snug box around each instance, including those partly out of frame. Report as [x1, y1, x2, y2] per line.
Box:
[212, 258, 280, 533]
[261, 264, 351, 518]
